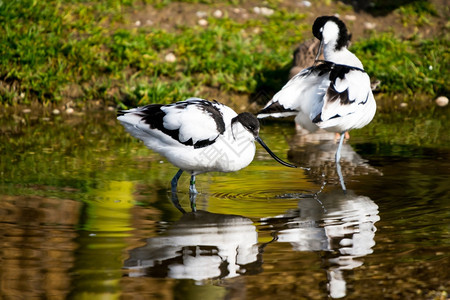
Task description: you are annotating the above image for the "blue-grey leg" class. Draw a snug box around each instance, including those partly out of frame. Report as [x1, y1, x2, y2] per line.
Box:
[189, 193, 197, 212]
[189, 175, 198, 195]
[335, 131, 346, 163]
[171, 169, 184, 194]
[189, 174, 197, 212]
[336, 160, 347, 194]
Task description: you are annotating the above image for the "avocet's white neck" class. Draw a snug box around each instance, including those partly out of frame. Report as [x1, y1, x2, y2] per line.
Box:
[320, 21, 364, 69]
[323, 45, 364, 69]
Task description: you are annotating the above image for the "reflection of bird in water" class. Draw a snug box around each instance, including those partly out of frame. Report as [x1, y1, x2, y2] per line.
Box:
[123, 210, 262, 281]
[287, 131, 382, 187]
[257, 16, 377, 164]
[260, 189, 380, 299]
[118, 98, 297, 211]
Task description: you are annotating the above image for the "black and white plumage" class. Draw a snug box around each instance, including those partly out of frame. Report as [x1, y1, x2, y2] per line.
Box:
[257, 16, 376, 163]
[118, 98, 298, 207]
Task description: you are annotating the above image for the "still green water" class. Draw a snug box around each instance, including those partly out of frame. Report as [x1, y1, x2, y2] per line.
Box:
[0, 105, 448, 299]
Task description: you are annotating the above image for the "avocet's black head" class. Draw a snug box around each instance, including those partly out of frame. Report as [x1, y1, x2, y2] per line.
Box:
[312, 16, 350, 51]
[232, 112, 260, 137]
[232, 112, 299, 169]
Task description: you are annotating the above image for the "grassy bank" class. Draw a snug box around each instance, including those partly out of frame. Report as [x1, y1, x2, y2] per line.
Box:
[0, 0, 448, 108]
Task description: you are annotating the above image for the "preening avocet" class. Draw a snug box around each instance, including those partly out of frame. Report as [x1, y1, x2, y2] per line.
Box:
[257, 16, 376, 163]
[118, 97, 299, 201]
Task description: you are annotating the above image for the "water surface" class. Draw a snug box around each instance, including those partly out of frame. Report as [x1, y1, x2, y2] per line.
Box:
[0, 105, 448, 299]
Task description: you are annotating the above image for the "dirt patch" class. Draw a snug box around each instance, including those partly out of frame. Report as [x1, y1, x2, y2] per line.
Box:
[126, 0, 448, 41]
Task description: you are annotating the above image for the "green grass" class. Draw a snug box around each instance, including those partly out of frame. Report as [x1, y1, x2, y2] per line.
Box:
[351, 34, 449, 97]
[0, 0, 447, 107]
[396, 0, 438, 27]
